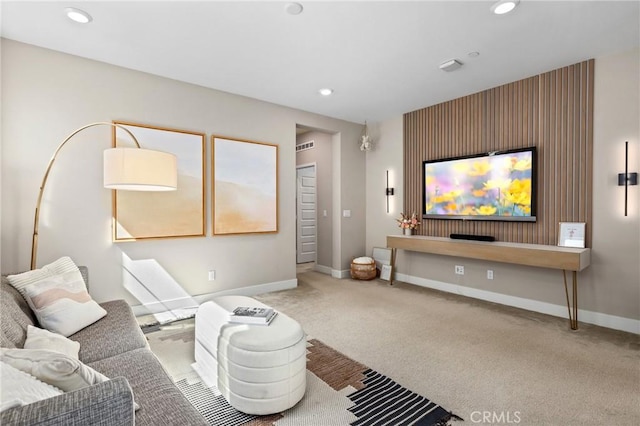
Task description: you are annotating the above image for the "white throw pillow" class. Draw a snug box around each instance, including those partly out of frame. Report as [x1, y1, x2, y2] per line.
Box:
[21, 270, 106, 337]
[0, 348, 109, 392]
[0, 361, 63, 412]
[6, 257, 81, 299]
[6, 256, 105, 336]
[24, 325, 80, 359]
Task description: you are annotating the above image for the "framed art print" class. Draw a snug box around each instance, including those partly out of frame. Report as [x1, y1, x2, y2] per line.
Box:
[558, 222, 586, 248]
[212, 136, 278, 235]
[380, 264, 393, 281]
[112, 121, 206, 241]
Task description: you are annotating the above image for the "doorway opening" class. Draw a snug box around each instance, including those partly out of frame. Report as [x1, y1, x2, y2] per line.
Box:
[296, 164, 317, 264]
[295, 125, 334, 272]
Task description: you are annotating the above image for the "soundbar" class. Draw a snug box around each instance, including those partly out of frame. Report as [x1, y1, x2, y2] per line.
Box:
[449, 233, 495, 242]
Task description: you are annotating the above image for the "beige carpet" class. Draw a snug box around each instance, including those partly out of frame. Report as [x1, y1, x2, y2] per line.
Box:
[148, 270, 640, 426]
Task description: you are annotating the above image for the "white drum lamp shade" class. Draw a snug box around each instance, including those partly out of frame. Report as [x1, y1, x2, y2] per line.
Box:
[104, 147, 177, 191]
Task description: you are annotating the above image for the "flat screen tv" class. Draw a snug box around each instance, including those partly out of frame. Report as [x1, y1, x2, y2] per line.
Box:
[423, 147, 537, 222]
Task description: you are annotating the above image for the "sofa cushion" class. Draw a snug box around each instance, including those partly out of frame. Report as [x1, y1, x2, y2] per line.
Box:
[24, 325, 80, 359]
[88, 348, 208, 426]
[1, 278, 37, 348]
[70, 300, 148, 364]
[1, 348, 109, 392]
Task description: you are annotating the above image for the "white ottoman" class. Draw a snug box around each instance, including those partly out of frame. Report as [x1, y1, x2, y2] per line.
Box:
[193, 296, 306, 415]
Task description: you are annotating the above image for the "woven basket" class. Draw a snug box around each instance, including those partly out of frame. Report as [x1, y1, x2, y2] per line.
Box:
[350, 257, 376, 280]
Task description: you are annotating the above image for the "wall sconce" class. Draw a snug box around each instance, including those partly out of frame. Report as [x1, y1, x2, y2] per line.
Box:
[618, 141, 638, 217]
[385, 170, 394, 213]
[360, 121, 372, 151]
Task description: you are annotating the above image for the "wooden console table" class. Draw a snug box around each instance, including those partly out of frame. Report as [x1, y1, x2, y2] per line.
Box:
[387, 235, 591, 330]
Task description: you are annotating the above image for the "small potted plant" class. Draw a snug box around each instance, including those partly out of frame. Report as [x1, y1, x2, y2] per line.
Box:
[397, 212, 420, 235]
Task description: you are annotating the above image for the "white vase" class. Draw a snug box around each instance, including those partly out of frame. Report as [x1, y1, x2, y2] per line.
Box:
[403, 228, 413, 236]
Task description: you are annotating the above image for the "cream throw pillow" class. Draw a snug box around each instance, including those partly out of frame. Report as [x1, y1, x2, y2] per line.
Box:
[22, 270, 107, 337]
[24, 325, 80, 359]
[6, 256, 106, 337]
[0, 361, 63, 411]
[0, 348, 109, 392]
[7, 257, 80, 299]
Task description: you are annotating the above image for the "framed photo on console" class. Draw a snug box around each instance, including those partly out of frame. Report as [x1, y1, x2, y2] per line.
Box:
[558, 222, 586, 248]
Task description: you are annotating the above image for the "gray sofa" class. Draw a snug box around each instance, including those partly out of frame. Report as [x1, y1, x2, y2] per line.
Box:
[1, 269, 208, 426]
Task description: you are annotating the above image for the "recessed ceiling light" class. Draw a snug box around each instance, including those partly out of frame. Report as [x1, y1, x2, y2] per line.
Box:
[285, 3, 304, 16]
[319, 88, 333, 96]
[65, 7, 93, 24]
[490, 0, 519, 15]
[468, 51, 480, 58]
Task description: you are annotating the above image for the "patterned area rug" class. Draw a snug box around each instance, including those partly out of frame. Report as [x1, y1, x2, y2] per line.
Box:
[144, 321, 462, 426]
[305, 339, 461, 426]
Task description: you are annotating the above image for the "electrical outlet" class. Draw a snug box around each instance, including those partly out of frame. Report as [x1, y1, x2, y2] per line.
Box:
[487, 270, 494, 280]
[455, 265, 464, 275]
[208, 270, 216, 281]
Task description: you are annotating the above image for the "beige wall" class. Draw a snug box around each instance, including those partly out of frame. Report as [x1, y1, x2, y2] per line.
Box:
[590, 47, 640, 323]
[366, 48, 639, 332]
[295, 131, 333, 269]
[365, 117, 404, 249]
[1, 39, 365, 309]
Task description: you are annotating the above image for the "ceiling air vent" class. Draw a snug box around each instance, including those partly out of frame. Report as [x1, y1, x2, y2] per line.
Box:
[296, 140, 315, 152]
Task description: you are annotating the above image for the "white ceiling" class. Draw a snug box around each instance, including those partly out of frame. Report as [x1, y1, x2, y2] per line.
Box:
[2, 1, 639, 124]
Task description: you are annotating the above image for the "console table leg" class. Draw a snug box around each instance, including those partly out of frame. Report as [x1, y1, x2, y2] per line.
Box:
[389, 248, 397, 286]
[563, 270, 579, 330]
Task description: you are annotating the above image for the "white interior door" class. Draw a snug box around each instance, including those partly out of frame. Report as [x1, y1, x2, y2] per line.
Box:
[296, 165, 316, 264]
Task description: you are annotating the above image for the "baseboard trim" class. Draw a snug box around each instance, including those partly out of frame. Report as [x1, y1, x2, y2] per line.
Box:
[332, 269, 350, 279]
[314, 264, 333, 275]
[312, 264, 350, 279]
[396, 273, 640, 334]
[206, 278, 298, 299]
[132, 278, 298, 317]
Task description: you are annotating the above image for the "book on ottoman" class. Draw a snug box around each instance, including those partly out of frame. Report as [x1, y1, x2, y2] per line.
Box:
[229, 306, 277, 325]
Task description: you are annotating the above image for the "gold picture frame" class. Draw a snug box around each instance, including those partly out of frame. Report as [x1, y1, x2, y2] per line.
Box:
[112, 121, 206, 241]
[212, 136, 278, 235]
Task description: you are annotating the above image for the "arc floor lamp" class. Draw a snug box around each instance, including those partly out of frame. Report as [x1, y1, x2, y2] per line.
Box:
[30, 121, 178, 270]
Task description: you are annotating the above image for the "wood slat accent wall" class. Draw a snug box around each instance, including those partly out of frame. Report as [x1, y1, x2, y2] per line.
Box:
[404, 60, 594, 246]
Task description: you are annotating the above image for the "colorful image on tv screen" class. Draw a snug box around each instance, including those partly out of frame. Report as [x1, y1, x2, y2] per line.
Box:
[424, 150, 534, 218]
